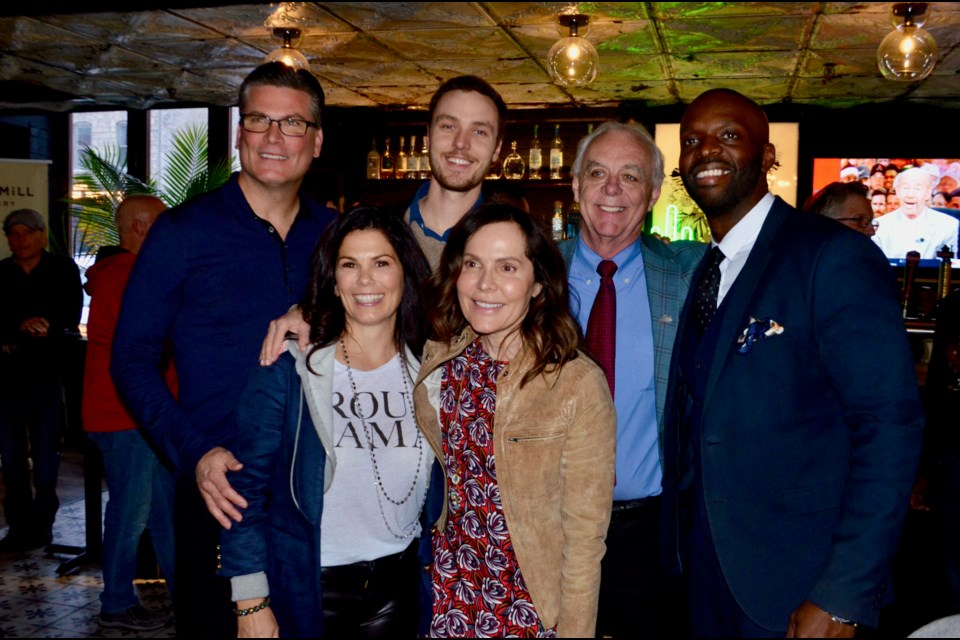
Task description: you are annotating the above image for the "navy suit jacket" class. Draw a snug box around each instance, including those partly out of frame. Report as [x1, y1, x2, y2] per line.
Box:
[662, 197, 924, 629]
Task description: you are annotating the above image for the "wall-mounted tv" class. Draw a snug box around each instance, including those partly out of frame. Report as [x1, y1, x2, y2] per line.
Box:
[811, 158, 960, 267]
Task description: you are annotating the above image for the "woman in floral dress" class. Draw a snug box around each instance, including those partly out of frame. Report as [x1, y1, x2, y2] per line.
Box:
[413, 203, 617, 638]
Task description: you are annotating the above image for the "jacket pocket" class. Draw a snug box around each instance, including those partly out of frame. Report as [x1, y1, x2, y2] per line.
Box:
[503, 431, 565, 502]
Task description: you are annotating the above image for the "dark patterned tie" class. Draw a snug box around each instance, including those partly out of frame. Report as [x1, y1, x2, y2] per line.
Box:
[586, 260, 618, 397]
[696, 246, 725, 335]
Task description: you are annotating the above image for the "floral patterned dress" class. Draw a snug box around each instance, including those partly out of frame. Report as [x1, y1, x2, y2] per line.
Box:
[430, 339, 555, 638]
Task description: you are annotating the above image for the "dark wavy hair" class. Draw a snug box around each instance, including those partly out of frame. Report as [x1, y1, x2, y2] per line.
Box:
[302, 206, 431, 366]
[427, 203, 582, 386]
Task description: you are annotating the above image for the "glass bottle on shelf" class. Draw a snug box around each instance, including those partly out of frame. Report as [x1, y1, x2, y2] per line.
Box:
[397, 135, 408, 178]
[419, 133, 431, 179]
[550, 124, 563, 180]
[503, 141, 525, 180]
[486, 153, 502, 180]
[366, 138, 380, 180]
[566, 200, 581, 239]
[409, 135, 419, 177]
[551, 200, 565, 241]
[380, 137, 394, 179]
[529, 124, 542, 180]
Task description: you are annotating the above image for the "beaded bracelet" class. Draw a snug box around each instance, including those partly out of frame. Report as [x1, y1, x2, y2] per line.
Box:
[234, 597, 270, 617]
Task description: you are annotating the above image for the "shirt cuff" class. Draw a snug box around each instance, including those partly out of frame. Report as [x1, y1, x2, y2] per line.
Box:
[230, 572, 269, 602]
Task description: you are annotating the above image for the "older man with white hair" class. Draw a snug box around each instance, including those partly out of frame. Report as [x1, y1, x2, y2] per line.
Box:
[873, 167, 960, 260]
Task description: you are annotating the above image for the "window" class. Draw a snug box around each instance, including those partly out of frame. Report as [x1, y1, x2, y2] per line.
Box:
[149, 107, 208, 197]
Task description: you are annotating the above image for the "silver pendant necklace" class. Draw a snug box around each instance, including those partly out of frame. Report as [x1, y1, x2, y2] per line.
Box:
[340, 339, 426, 539]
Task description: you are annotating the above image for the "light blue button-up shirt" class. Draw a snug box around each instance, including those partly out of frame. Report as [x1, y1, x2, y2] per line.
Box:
[569, 237, 660, 500]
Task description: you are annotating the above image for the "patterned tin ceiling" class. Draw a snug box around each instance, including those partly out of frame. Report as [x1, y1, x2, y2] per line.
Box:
[2, 2, 960, 111]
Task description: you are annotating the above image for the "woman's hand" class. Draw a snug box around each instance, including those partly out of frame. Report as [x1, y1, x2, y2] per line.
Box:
[236, 601, 279, 638]
[260, 306, 310, 366]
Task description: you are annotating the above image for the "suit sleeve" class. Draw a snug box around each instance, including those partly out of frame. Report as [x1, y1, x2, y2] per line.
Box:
[557, 363, 617, 638]
[806, 234, 924, 625]
[111, 215, 210, 472]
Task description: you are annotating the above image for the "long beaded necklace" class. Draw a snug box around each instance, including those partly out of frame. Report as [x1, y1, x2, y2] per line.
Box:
[339, 339, 426, 540]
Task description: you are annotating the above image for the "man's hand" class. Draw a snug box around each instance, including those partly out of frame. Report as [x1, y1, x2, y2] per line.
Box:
[236, 601, 279, 638]
[19, 317, 49, 337]
[196, 447, 247, 529]
[259, 307, 309, 366]
[787, 601, 856, 638]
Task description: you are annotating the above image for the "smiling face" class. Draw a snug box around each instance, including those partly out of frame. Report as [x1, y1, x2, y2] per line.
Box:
[335, 229, 404, 334]
[427, 90, 502, 193]
[679, 90, 776, 226]
[572, 130, 661, 258]
[894, 170, 934, 219]
[236, 85, 322, 192]
[456, 221, 542, 359]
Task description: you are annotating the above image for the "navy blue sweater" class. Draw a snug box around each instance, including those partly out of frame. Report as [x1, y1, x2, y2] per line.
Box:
[112, 174, 336, 474]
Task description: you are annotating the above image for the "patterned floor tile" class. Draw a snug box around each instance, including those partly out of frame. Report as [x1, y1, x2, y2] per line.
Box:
[0, 621, 44, 637]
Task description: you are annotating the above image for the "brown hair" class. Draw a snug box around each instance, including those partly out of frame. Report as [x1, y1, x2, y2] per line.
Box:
[427, 203, 581, 386]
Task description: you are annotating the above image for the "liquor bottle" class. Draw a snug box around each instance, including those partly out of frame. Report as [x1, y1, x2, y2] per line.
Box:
[397, 135, 408, 178]
[529, 125, 542, 180]
[549, 124, 563, 180]
[409, 135, 419, 176]
[380, 137, 394, 179]
[566, 200, 581, 239]
[419, 133, 431, 179]
[366, 138, 380, 180]
[502, 141, 525, 180]
[551, 200, 565, 241]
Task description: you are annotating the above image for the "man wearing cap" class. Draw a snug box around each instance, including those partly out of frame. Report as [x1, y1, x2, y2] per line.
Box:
[0, 209, 82, 552]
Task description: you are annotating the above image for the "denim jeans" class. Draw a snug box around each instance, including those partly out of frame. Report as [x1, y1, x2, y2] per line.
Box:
[0, 365, 64, 537]
[89, 430, 176, 614]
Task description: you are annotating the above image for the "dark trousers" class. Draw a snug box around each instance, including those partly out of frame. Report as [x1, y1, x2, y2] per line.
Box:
[0, 362, 64, 537]
[321, 542, 418, 639]
[689, 492, 783, 638]
[173, 476, 236, 638]
[597, 495, 686, 638]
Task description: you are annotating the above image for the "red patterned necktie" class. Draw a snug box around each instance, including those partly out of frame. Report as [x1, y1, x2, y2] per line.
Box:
[586, 259, 617, 398]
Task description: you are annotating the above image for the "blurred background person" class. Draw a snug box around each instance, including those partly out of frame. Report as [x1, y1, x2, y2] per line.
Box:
[871, 188, 889, 218]
[416, 204, 616, 637]
[887, 190, 902, 214]
[805, 181, 876, 237]
[83, 195, 174, 631]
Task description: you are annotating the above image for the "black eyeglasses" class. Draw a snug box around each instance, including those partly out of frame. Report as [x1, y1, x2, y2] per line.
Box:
[836, 217, 879, 231]
[239, 114, 318, 137]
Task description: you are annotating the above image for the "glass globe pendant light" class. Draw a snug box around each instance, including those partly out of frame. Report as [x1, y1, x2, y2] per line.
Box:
[547, 14, 599, 87]
[877, 3, 937, 82]
[264, 27, 310, 71]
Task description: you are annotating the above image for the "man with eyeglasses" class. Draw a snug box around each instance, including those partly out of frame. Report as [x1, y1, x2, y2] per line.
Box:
[112, 62, 336, 637]
[804, 181, 877, 237]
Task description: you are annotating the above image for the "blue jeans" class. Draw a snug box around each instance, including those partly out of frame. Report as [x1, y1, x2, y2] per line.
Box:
[89, 430, 176, 614]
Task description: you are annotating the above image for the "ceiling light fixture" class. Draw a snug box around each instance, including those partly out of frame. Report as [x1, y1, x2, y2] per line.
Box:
[547, 14, 599, 87]
[877, 3, 937, 82]
[264, 27, 310, 71]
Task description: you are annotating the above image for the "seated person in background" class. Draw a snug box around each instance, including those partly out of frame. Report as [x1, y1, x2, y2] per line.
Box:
[870, 188, 888, 218]
[220, 207, 434, 638]
[869, 164, 886, 192]
[874, 167, 960, 259]
[885, 165, 900, 191]
[932, 191, 949, 208]
[0, 209, 82, 552]
[887, 191, 901, 214]
[839, 166, 859, 183]
[415, 204, 616, 637]
[948, 188, 960, 210]
[83, 195, 174, 632]
[804, 181, 875, 237]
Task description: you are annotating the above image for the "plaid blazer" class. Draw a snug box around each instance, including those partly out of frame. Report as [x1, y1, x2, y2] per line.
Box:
[558, 234, 705, 463]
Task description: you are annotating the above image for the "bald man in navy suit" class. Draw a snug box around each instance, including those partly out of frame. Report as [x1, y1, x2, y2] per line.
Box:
[661, 89, 924, 637]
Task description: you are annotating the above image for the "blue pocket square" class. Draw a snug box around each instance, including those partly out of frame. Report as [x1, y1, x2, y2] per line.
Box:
[737, 317, 785, 354]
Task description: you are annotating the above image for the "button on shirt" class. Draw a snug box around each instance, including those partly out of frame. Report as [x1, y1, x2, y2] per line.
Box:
[713, 192, 775, 306]
[569, 238, 659, 500]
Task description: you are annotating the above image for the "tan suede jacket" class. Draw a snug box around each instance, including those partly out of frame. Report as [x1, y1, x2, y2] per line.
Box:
[413, 329, 616, 638]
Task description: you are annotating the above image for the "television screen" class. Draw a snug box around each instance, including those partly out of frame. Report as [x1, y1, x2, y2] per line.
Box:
[811, 158, 960, 267]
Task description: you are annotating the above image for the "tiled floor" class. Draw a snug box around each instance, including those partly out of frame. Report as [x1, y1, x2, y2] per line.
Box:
[0, 451, 173, 638]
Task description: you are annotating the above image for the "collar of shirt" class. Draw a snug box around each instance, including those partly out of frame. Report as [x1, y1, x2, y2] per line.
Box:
[714, 191, 775, 305]
[407, 181, 483, 242]
[570, 235, 645, 296]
